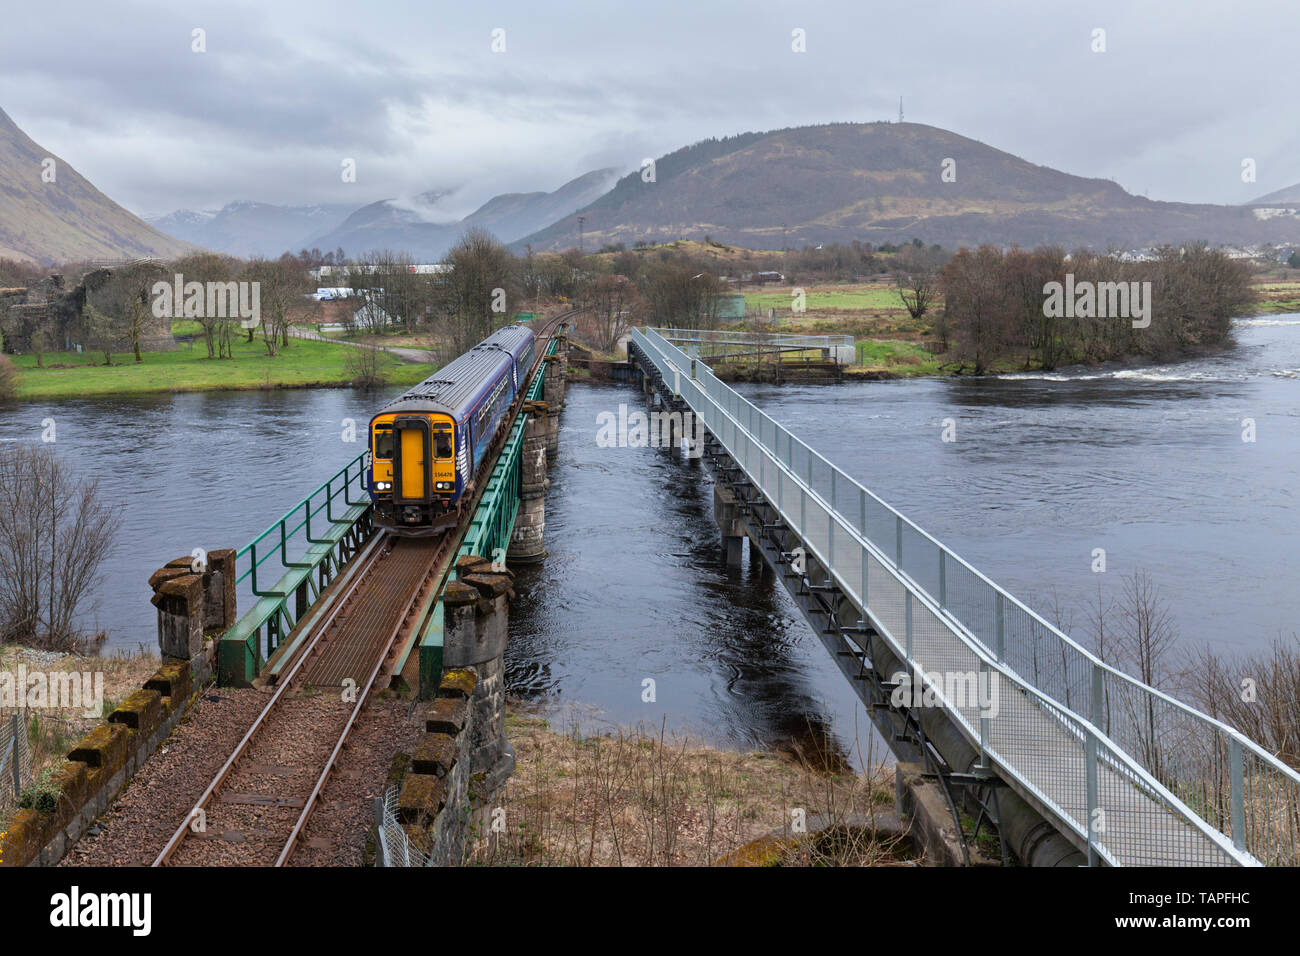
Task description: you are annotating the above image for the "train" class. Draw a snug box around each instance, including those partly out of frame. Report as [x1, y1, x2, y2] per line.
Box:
[367, 324, 536, 533]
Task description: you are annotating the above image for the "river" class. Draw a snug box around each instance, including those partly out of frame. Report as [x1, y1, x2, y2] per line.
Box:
[2, 315, 1296, 768]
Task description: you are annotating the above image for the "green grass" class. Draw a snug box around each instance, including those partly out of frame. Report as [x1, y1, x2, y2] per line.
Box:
[12, 334, 433, 400]
[745, 286, 906, 312]
[851, 339, 945, 377]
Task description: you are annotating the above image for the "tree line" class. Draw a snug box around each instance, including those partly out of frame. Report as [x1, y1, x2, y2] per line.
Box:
[936, 243, 1255, 373]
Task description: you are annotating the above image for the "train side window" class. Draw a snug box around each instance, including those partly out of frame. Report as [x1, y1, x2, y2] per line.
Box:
[434, 429, 452, 459]
[374, 428, 394, 459]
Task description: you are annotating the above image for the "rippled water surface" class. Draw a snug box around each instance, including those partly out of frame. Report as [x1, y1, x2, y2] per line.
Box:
[2, 316, 1296, 767]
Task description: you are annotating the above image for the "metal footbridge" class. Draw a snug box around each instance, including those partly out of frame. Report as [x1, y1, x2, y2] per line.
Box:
[629, 326, 1300, 867]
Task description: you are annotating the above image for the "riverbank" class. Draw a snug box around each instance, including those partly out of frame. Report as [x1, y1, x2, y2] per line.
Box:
[475, 709, 917, 866]
[0, 644, 159, 831]
[8, 333, 432, 401]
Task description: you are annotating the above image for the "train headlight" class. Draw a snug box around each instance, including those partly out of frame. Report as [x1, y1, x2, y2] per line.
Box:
[375, 480, 391, 491]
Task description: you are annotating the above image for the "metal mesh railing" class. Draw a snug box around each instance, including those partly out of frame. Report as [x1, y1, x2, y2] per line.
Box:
[375, 786, 429, 868]
[633, 327, 1300, 865]
[0, 713, 31, 812]
[650, 327, 854, 349]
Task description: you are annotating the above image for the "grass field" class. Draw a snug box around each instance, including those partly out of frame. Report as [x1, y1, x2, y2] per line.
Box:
[852, 339, 945, 376]
[11, 331, 433, 401]
[744, 285, 906, 312]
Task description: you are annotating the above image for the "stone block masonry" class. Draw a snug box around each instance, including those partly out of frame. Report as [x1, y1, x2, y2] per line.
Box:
[0, 550, 228, 867]
[0, 660, 199, 867]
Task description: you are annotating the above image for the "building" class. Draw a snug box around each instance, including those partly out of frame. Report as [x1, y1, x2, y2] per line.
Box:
[0, 271, 174, 355]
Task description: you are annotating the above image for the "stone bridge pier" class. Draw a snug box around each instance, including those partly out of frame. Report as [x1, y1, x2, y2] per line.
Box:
[508, 399, 550, 564]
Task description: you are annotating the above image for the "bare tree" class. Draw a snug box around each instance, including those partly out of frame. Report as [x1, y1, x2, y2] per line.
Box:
[0, 445, 120, 651]
[437, 228, 521, 353]
[243, 258, 302, 357]
[168, 253, 240, 358]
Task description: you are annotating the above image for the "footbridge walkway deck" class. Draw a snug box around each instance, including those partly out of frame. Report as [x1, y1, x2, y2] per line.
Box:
[629, 326, 1300, 867]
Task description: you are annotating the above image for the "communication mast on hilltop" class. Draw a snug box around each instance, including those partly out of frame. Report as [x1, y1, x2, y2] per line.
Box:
[899, 97, 904, 124]
[577, 215, 585, 255]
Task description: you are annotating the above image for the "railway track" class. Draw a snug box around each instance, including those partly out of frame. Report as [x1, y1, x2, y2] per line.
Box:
[150, 311, 575, 867]
[153, 532, 452, 866]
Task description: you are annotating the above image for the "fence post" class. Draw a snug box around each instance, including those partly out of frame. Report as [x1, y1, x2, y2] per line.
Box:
[895, 516, 903, 569]
[10, 712, 22, 799]
[1230, 737, 1245, 852]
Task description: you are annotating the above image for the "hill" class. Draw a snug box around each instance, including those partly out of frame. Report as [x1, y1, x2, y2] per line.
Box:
[305, 168, 619, 260]
[514, 123, 1300, 253]
[1249, 182, 1300, 205]
[0, 106, 197, 265]
[148, 201, 356, 259]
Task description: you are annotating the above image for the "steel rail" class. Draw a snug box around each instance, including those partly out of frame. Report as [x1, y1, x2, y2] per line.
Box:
[152, 531, 392, 867]
[276, 536, 455, 865]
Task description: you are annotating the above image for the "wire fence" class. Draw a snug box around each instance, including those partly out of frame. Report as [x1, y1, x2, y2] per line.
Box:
[0, 713, 31, 812]
[374, 786, 428, 868]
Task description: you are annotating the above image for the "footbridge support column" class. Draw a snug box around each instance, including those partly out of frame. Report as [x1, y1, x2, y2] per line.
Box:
[508, 400, 549, 564]
[713, 483, 745, 566]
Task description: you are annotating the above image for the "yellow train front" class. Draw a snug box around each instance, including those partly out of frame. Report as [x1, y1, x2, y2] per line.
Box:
[368, 325, 536, 533]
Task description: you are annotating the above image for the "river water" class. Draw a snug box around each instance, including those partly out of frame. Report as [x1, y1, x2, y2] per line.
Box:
[2, 315, 1296, 767]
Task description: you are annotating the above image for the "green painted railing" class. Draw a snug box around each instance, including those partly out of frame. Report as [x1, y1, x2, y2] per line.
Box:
[418, 335, 559, 696]
[215, 329, 560, 690]
[217, 451, 373, 685]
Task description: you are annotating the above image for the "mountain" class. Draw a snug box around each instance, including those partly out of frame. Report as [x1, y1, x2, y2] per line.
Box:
[306, 168, 620, 260]
[1249, 182, 1300, 205]
[514, 122, 1300, 253]
[148, 200, 356, 258]
[0, 106, 197, 264]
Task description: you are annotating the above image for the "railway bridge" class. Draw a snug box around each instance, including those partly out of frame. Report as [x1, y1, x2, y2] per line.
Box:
[9, 318, 1297, 868]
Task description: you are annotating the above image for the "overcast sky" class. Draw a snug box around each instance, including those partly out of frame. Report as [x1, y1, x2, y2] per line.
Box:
[2, 0, 1295, 218]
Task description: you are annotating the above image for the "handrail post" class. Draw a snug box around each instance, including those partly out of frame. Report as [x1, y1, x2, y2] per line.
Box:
[1091, 662, 1105, 729]
[325, 476, 335, 523]
[859, 488, 867, 534]
[995, 592, 1005, 663]
[1230, 737, 1245, 852]
[977, 658, 991, 774]
[905, 591, 913, 662]
[249, 543, 259, 595]
[939, 550, 947, 610]
[895, 515, 902, 569]
[1086, 727, 1100, 867]
[860, 546, 869, 619]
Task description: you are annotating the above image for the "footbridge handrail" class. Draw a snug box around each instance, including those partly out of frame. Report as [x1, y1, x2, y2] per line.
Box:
[649, 327, 855, 349]
[632, 326, 1300, 865]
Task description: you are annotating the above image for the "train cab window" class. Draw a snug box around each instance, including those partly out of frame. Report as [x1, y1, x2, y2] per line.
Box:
[374, 427, 395, 459]
[433, 427, 453, 459]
